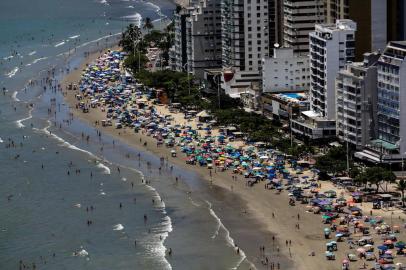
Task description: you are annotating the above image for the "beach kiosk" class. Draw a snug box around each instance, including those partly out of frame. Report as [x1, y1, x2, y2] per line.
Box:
[196, 110, 212, 123]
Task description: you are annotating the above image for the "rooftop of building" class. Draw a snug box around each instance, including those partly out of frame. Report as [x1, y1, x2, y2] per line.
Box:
[262, 92, 308, 105]
[315, 19, 357, 32]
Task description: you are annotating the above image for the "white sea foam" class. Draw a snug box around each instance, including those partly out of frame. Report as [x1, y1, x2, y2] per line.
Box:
[113, 224, 124, 231]
[28, 51, 37, 56]
[100, 190, 106, 195]
[0, 137, 3, 143]
[146, 2, 166, 18]
[35, 120, 97, 159]
[74, 247, 89, 257]
[26, 57, 48, 67]
[75, 33, 121, 50]
[122, 13, 142, 27]
[206, 201, 256, 270]
[100, 0, 110, 5]
[15, 107, 33, 128]
[5, 67, 19, 78]
[54, 41, 66, 47]
[12, 91, 20, 102]
[189, 196, 200, 207]
[96, 162, 111, 174]
[142, 176, 172, 270]
[128, 5, 134, 8]
[74, 203, 81, 208]
[3, 55, 13, 60]
[69, 35, 80, 39]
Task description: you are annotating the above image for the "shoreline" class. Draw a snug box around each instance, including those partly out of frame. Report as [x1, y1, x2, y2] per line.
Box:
[60, 48, 322, 269]
[60, 47, 406, 269]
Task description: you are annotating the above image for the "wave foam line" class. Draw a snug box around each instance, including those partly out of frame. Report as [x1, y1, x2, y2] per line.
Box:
[54, 32, 121, 58]
[15, 107, 33, 128]
[122, 13, 142, 27]
[142, 176, 172, 270]
[12, 91, 20, 102]
[146, 2, 167, 18]
[28, 51, 37, 56]
[69, 35, 80, 39]
[34, 120, 98, 159]
[96, 162, 111, 174]
[3, 55, 13, 60]
[205, 201, 256, 270]
[5, 67, 19, 78]
[54, 41, 66, 48]
[26, 57, 48, 67]
[0, 137, 3, 143]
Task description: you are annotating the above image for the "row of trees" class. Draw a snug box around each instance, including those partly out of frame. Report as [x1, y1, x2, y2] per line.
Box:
[118, 23, 405, 201]
[119, 19, 174, 73]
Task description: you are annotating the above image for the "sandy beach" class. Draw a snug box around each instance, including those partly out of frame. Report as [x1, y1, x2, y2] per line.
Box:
[60, 49, 406, 270]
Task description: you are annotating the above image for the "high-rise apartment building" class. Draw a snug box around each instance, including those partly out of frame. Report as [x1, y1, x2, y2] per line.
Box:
[376, 41, 406, 154]
[169, 0, 222, 79]
[355, 41, 406, 163]
[291, 20, 356, 140]
[262, 47, 310, 92]
[309, 19, 356, 119]
[283, 0, 324, 55]
[324, 0, 387, 61]
[170, 8, 192, 72]
[387, 0, 406, 41]
[221, 0, 282, 95]
[336, 52, 380, 149]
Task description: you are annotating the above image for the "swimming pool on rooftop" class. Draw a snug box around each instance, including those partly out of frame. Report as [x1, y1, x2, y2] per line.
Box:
[281, 93, 301, 99]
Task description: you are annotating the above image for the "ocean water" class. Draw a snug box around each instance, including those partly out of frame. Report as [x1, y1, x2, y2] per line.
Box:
[0, 1, 262, 269]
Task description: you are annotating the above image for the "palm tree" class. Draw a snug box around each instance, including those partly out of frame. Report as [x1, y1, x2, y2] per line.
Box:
[143, 17, 154, 34]
[396, 179, 406, 207]
[119, 24, 142, 53]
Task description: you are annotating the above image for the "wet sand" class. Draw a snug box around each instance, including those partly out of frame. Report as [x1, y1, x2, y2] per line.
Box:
[60, 49, 361, 270]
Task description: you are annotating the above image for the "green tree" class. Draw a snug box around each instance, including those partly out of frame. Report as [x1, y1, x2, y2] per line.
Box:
[315, 146, 348, 175]
[119, 24, 142, 53]
[124, 52, 148, 74]
[362, 167, 396, 193]
[396, 179, 406, 207]
[354, 172, 368, 188]
[349, 166, 361, 179]
[143, 17, 154, 34]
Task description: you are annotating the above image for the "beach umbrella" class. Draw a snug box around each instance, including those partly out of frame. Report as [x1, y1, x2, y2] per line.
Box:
[356, 247, 366, 253]
[384, 240, 393, 245]
[377, 245, 388, 251]
[395, 241, 406, 248]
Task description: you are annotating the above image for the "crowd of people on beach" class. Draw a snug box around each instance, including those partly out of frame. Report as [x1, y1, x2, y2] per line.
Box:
[71, 50, 406, 269]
